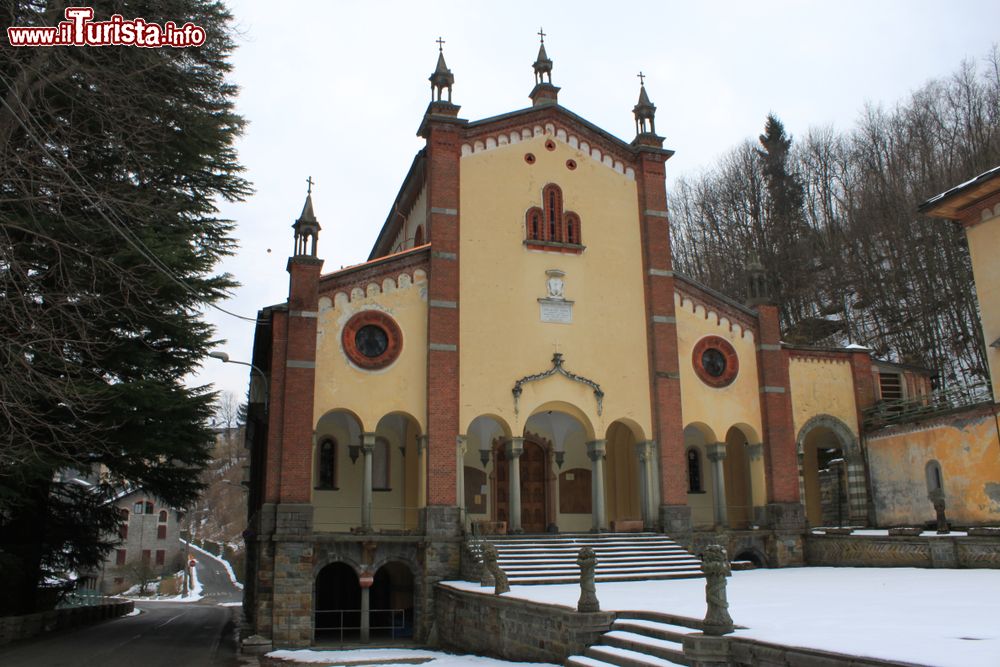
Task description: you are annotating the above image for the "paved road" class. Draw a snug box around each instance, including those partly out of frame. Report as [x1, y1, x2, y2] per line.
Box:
[0, 544, 248, 667]
[0, 602, 240, 667]
[188, 545, 244, 604]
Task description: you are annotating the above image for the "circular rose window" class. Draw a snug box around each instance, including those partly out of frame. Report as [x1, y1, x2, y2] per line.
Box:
[692, 336, 739, 388]
[342, 311, 402, 370]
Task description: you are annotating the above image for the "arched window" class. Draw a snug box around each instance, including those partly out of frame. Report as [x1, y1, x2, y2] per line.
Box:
[687, 448, 703, 493]
[413, 225, 424, 247]
[318, 439, 337, 489]
[565, 213, 580, 245]
[925, 460, 943, 493]
[158, 510, 167, 523]
[525, 207, 543, 241]
[544, 184, 562, 241]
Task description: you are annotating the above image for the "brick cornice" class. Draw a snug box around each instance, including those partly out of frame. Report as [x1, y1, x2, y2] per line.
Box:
[463, 104, 671, 168]
[319, 246, 430, 299]
[673, 275, 758, 336]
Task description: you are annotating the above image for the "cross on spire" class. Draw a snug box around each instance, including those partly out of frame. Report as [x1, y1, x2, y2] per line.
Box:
[306, 175, 314, 195]
[637, 71, 646, 86]
[436, 36, 445, 52]
[538, 27, 546, 44]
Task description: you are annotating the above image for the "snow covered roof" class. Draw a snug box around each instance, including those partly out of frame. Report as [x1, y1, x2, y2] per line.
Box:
[918, 165, 1000, 219]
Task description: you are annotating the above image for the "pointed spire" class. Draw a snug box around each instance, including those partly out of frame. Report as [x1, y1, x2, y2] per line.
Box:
[292, 177, 321, 258]
[429, 37, 455, 103]
[530, 27, 559, 107]
[632, 72, 657, 138]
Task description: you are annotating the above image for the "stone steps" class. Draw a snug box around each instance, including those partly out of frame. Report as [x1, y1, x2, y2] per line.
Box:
[472, 533, 704, 586]
[565, 612, 703, 667]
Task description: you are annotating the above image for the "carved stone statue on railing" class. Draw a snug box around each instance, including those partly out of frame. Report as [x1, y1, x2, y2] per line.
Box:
[577, 546, 600, 612]
[702, 544, 734, 636]
[929, 489, 949, 534]
[482, 543, 509, 594]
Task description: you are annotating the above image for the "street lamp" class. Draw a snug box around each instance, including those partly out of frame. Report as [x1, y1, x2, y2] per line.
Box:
[208, 351, 269, 412]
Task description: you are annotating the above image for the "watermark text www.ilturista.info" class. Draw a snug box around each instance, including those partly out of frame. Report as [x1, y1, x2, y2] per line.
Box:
[7, 7, 206, 48]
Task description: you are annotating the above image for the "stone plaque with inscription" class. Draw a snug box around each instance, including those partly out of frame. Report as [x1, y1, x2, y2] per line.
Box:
[539, 298, 573, 324]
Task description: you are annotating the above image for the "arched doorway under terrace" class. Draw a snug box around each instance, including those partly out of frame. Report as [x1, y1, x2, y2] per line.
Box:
[369, 561, 415, 640]
[314, 562, 360, 643]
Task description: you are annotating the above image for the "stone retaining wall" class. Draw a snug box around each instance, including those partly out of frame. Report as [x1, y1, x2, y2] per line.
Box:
[805, 534, 1000, 568]
[434, 584, 614, 664]
[0, 599, 134, 646]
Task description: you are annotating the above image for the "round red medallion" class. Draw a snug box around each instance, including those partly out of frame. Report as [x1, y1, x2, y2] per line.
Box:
[342, 311, 403, 370]
[692, 336, 739, 388]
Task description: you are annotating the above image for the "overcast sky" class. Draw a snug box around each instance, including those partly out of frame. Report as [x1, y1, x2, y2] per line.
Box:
[191, 0, 1000, 403]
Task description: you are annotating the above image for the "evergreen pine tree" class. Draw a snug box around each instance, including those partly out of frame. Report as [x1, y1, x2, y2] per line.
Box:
[0, 0, 250, 613]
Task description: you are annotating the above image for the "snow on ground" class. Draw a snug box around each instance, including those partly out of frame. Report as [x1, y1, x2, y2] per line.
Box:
[183, 539, 244, 590]
[810, 528, 970, 537]
[445, 567, 1000, 667]
[267, 648, 558, 666]
[124, 562, 202, 602]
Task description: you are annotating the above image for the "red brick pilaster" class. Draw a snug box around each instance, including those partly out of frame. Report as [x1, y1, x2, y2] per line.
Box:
[263, 311, 288, 504]
[849, 351, 876, 430]
[423, 115, 464, 506]
[277, 257, 323, 503]
[756, 305, 798, 503]
[634, 147, 686, 508]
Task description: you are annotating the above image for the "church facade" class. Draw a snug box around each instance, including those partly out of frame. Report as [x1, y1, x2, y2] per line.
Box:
[243, 43, 938, 647]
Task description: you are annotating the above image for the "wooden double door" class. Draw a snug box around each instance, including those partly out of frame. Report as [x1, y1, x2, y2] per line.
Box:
[493, 438, 550, 533]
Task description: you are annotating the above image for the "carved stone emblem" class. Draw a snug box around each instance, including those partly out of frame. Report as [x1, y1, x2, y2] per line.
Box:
[546, 269, 565, 299]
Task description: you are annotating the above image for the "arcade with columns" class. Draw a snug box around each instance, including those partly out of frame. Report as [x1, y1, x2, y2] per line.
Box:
[243, 35, 906, 648]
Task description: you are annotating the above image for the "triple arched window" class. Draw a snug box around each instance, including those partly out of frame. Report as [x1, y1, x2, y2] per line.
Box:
[525, 184, 583, 251]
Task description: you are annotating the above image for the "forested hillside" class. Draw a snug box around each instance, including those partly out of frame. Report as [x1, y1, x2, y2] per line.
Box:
[669, 48, 1000, 397]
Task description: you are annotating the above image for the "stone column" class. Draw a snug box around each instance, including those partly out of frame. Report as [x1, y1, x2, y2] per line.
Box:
[747, 442, 763, 525]
[456, 435, 468, 522]
[587, 440, 607, 532]
[706, 443, 728, 529]
[361, 432, 377, 531]
[417, 435, 428, 508]
[360, 584, 370, 643]
[507, 437, 524, 533]
[636, 440, 657, 530]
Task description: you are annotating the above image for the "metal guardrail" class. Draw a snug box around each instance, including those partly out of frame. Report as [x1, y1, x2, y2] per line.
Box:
[861, 387, 983, 430]
[313, 608, 406, 642]
[56, 588, 102, 608]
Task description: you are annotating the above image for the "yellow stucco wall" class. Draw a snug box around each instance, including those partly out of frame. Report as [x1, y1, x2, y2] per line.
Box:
[966, 213, 1000, 400]
[788, 356, 859, 438]
[675, 294, 763, 443]
[458, 132, 652, 448]
[313, 270, 428, 431]
[866, 408, 1000, 525]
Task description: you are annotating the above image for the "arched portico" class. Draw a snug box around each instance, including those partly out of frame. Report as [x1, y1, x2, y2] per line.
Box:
[684, 423, 720, 530]
[605, 420, 649, 529]
[797, 414, 867, 526]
